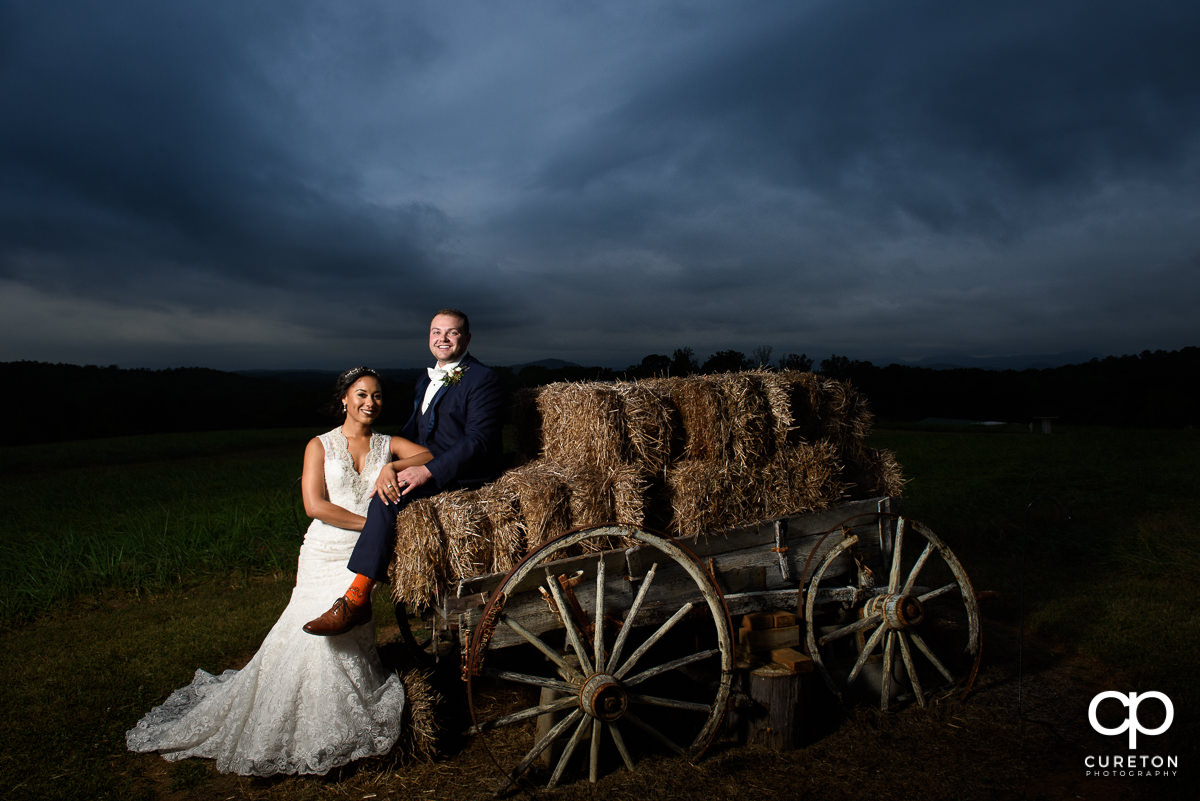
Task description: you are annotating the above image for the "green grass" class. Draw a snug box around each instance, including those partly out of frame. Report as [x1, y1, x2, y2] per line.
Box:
[0, 429, 311, 622]
[1, 425, 1197, 799]
[871, 424, 1200, 702]
[0, 576, 296, 801]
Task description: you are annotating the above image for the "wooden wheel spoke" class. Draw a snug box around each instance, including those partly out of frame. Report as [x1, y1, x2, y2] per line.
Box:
[608, 721, 635, 771]
[588, 718, 602, 784]
[897, 631, 926, 707]
[593, 556, 607, 673]
[881, 630, 896, 712]
[909, 630, 955, 683]
[623, 710, 686, 756]
[608, 561, 658, 669]
[817, 612, 882, 646]
[496, 709, 583, 795]
[614, 601, 694, 679]
[888, 517, 907, 593]
[482, 668, 575, 694]
[500, 614, 582, 680]
[846, 621, 887, 686]
[622, 648, 720, 686]
[547, 715, 591, 789]
[470, 694, 578, 734]
[629, 692, 712, 713]
[546, 570, 594, 675]
[901, 542, 934, 595]
[918, 582, 960, 604]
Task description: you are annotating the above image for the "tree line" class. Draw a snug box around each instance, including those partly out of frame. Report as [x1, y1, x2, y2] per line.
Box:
[2, 346, 1196, 446]
[612, 346, 1198, 428]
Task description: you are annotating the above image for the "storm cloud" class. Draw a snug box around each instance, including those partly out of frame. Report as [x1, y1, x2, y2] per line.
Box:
[3, 0, 1198, 370]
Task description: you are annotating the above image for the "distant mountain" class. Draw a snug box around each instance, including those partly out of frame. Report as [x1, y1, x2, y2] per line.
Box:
[507, 358, 582, 373]
[237, 367, 426, 385]
[883, 349, 1102, 371]
[236, 368, 339, 384]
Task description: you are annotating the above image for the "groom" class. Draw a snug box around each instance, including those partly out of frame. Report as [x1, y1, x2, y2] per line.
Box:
[304, 308, 505, 636]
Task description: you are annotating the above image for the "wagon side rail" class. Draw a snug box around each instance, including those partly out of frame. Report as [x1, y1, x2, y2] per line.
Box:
[445, 495, 896, 649]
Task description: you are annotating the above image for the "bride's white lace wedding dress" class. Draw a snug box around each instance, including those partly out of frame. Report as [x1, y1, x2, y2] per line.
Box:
[126, 429, 407, 776]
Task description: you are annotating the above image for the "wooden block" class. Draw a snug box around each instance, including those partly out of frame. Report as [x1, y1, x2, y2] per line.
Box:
[740, 625, 800, 652]
[741, 611, 798, 631]
[769, 647, 814, 674]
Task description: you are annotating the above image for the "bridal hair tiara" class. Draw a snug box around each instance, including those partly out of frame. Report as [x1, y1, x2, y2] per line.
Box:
[342, 366, 378, 381]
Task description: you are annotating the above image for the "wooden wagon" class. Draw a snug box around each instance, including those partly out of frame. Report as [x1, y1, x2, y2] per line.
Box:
[394, 497, 980, 792]
[388, 372, 982, 792]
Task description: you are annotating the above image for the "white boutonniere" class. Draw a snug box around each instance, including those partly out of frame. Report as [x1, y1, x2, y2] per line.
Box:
[441, 365, 467, 386]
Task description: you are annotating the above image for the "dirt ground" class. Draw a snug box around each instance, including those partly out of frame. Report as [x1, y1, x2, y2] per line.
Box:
[129, 616, 1191, 801]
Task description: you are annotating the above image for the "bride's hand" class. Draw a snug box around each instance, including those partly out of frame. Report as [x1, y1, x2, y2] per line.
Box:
[372, 463, 404, 504]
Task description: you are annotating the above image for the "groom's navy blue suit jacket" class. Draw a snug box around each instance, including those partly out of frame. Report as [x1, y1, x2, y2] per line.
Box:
[399, 353, 505, 491]
[348, 353, 503, 581]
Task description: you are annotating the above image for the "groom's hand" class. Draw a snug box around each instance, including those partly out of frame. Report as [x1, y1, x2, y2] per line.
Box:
[371, 463, 434, 505]
[395, 464, 433, 496]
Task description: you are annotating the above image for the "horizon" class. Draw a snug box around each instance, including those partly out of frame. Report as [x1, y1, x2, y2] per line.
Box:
[4, 3, 1199, 371]
[13, 343, 1193, 375]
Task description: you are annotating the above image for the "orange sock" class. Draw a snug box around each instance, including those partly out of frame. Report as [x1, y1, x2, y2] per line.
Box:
[344, 574, 375, 607]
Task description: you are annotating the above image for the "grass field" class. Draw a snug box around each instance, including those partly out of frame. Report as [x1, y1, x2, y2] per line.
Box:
[0, 429, 310, 623]
[1, 424, 1197, 800]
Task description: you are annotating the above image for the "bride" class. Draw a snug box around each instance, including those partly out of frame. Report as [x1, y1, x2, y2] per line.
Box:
[127, 366, 433, 776]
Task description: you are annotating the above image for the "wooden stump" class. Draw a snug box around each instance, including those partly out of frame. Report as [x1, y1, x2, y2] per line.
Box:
[746, 663, 803, 751]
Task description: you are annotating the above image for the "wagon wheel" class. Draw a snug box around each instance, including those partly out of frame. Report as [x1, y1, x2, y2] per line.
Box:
[804, 514, 981, 713]
[465, 525, 734, 794]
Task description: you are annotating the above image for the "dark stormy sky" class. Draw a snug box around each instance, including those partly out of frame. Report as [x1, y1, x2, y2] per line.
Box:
[3, 1, 1199, 371]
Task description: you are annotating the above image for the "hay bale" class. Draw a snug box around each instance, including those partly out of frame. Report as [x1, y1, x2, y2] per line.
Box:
[655, 375, 731, 462]
[712, 371, 777, 470]
[389, 498, 446, 608]
[477, 480, 526, 574]
[820, 375, 874, 445]
[549, 462, 651, 552]
[762, 441, 848, 519]
[397, 668, 441, 761]
[611, 463, 650, 529]
[665, 459, 755, 539]
[759, 370, 795, 445]
[433, 489, 494, 582]
[767, 371, 873, 448]
[552, 462, 616, 529]
[538, 381, 627, 471]
[614, 381, 679, 474]
[842, 445, 906, 499]
[495, 459, 574, 550]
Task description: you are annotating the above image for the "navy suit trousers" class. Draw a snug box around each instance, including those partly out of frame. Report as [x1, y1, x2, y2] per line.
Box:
[347, 486, 438, 583]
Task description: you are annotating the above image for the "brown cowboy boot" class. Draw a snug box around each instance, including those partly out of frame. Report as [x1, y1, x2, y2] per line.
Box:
[303, 596, 372, 636]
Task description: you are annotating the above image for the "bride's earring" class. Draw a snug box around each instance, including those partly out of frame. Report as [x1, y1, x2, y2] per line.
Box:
[342, 403, 347, 413]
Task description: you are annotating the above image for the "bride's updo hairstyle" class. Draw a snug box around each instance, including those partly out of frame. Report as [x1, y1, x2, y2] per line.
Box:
[330, 366, 382, 416]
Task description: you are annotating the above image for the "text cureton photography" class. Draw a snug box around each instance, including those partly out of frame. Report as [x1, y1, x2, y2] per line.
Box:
[1085, 691, 1180, 780]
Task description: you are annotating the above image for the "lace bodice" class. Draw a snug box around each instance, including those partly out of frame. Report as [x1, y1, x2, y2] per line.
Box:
[317, 429, 390, 516]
